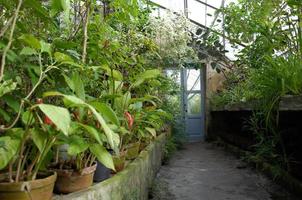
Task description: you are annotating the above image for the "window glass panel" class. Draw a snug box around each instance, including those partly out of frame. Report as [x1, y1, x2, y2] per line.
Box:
[166, 69, 181, 85]
[187, 93, 201, 114]
[186, 69, 201, 91]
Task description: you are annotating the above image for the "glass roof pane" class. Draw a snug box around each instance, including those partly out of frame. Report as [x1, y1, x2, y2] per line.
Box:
[205, 6, 217, 27]
[199, 0, 222, 8]
[151, 0, 184, 12]
[188, 0, 206, 26]
[150, 0, 240, 60]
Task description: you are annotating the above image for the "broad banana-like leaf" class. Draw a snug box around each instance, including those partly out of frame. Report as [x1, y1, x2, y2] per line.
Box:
[90, 102, 120, 126]
[43, 92, 120, 152]
[90, 144, 115, 171]
[37, 104, 71, 136]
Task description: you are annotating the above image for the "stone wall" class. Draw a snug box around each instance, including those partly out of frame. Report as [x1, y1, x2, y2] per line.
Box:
[53, 133, 167, 200]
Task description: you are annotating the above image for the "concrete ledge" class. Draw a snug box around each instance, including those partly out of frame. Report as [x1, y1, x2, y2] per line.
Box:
[53, 133, 167, 200]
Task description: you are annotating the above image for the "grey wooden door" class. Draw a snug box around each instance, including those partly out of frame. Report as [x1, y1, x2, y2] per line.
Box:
[181, 67, 205, 142]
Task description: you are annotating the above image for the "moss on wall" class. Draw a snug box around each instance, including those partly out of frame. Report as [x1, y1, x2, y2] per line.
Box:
[53, 133, 167, 200]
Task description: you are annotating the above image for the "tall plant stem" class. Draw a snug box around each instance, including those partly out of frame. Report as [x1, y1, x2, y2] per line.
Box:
[15, 132, 28, 182]
[82, 0, 90, 64]
[8, 161, 13, 182]
[0, 0, 23, 82]
[31, 136, 56, 180]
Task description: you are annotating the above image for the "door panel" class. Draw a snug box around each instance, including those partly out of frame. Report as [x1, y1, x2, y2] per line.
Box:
[165, 67, 205, 142]
[183, 67, 205, 142]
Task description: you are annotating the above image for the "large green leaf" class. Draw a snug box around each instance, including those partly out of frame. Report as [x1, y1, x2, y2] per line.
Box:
[97, 65, 123, 81]
[51, 0, 70, 21]
[40, 41, 52, 55]
[89, 106, 120, 153]
[72, 72, 85, 100]
[20, 47, 37, 56]
[90, 102, 120, 126]
[42, 92, 120, 151]
[0, 108, 10, 122]
[22, 111, 34, 126]
[90, 144, 115, 171]
[51, 0, 64, 16]
[37, 104, 71, 136]
[63, 95, 120, 151]
[77, 123, 103, 145]
[54, 52, 73, 63]
[19, 34, 41, 49]
[67, 135, 88, 156]
[145, 127, 156, 137]
[31, 128, 47, 152]
[131, 69, 161, 88]
[63, 74, 75, 91]
[0, 136, 20, 170]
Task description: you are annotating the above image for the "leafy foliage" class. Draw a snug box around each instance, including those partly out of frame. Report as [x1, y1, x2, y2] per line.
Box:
[0, 0, 184, 182]
[211, 0, 302, 171]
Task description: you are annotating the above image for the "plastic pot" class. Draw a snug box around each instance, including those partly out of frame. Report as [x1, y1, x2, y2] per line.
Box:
[54, 163, 96, 194]
[126, 142, 140, 160]
[0, 172, 57, 200]
[93, 161, 111, 182]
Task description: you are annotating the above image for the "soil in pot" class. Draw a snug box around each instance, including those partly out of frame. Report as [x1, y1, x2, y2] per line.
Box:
[93, 161, 111, 182]
[113, 151, 127, 173]
[53, 163, 96, 194]
[0, 172, 57, 200]
[126, 142, 140, 160]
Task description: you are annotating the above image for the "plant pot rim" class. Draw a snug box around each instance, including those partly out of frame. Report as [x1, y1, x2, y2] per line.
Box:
[125, 142, 140, 148]
[113, 149, 127, 157]
[0, 171, 57, 192]
[52, 163, 97, 177]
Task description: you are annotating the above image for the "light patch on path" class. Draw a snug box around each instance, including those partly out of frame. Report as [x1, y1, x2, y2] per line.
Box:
[150, 142, 298, 200]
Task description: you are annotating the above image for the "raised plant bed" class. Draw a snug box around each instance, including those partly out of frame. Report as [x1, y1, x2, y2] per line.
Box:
[53, 133, 167, 200]
[209, 95, 302, 190]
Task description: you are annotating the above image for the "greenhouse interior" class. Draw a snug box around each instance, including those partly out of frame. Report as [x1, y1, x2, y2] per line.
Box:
[0, 0, 302, 199]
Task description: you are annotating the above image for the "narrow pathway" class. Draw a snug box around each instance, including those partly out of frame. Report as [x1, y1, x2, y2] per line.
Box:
[150, 142, 298, 200]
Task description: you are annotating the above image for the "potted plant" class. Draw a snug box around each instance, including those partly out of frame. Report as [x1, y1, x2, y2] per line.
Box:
[43, 91, 119, 193]
[0, 100, 72, 200]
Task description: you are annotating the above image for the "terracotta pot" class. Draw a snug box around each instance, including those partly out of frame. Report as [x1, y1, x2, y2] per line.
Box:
[0, 172, 57, 200]
[113, 151, 127, 172]
[126, 142, 140, 160]
[54, 164, 96, 194]
[139, 142, 148, 152]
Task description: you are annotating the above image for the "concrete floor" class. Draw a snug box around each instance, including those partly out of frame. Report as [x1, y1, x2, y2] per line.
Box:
[150, 142, 299, 200]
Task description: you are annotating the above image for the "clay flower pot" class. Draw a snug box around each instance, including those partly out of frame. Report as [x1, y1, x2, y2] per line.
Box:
[54, 163, 97, 194]
[113, 151, 127, 172]
[126, 142, 140, 160]
[0, 172, 57, 200]
[139, 142, 148, 152]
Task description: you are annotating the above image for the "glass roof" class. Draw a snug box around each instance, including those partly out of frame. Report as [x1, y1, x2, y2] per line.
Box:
[150, 0, 240, 60]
